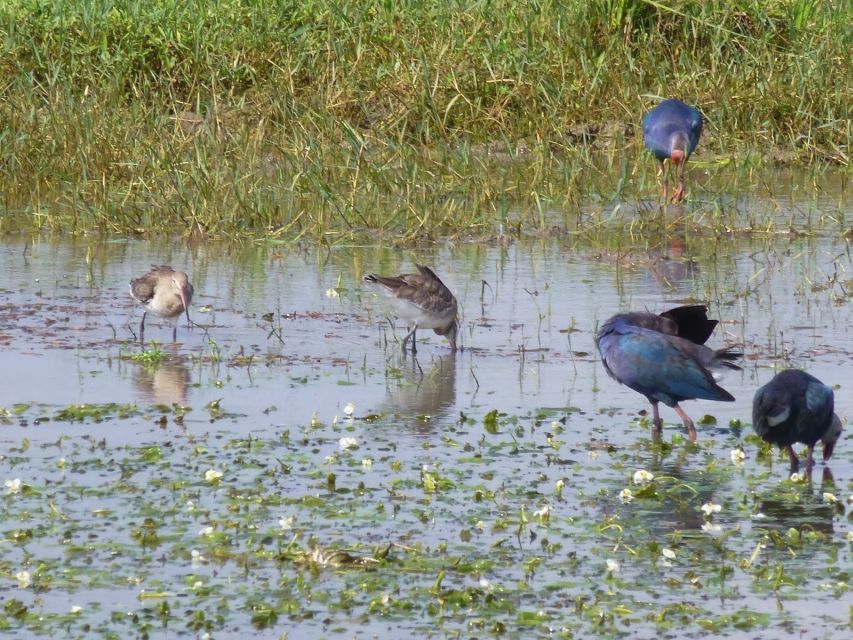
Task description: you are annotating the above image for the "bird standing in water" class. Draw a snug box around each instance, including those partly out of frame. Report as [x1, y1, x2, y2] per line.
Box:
[129, 265, 194, 342]
[752, 369, 842, 473]
[596, 305, 741, 441]
[363, 264, 458, 354]
[642, 99, 703, 203]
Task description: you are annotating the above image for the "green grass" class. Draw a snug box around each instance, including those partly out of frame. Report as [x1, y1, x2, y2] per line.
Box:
[0, 0, 850, 239]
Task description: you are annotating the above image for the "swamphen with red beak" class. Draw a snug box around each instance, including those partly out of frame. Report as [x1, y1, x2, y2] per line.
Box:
[752, 369, 843, 473]
[596, 305, 741, 441]
[642, 99, 703, 203]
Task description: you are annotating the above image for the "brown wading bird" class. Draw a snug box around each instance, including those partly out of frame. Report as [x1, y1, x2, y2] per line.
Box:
[129, 265, 194, 342]
[363, 264, 458, 353]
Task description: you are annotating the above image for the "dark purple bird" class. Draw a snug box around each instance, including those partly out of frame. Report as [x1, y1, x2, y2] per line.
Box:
[752, 369, 842, 473]
[642, 99, 702, 203]
[596, 305, 741, 441]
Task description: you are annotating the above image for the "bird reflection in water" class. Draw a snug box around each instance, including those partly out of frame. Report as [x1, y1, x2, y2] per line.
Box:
[133, 360, 191, 407]
[648, 232, 699, 292]
[752, 466, 839, 536]
[382, 354, 456, 436]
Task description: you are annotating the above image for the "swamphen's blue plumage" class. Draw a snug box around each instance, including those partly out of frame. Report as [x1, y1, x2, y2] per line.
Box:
[642, 99, 703, 203]
[596, 307, 740, 441]
[752, 369, 842, 472]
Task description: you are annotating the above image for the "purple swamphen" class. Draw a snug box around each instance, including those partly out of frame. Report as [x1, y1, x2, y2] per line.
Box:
[752, 369, 842, 473]
[596, 305, 741, 441]
[642, 99, 703, 203]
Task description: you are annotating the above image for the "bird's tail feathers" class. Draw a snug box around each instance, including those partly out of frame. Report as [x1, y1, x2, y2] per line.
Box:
[714, 346, 743, 370]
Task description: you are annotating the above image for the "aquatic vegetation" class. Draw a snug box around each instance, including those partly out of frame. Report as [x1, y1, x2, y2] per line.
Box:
[0, 1, 849, 239]
[0, 229, 849, 637]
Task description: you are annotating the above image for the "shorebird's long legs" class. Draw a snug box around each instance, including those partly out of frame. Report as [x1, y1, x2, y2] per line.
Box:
[139, 312, 147, 344]
[401, 324, 418, 353]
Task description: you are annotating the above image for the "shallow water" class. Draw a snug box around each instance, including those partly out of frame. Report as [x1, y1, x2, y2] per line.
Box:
[0, 190, 851, 638]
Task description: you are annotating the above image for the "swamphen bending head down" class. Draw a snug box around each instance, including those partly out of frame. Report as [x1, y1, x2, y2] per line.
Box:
[752, 369, 842, 473]
[642, 99, 703, 203]
[596, 305, 741, 441]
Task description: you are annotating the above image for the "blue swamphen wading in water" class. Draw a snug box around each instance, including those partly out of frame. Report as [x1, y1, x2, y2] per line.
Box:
[596, 305, 741, 441]
[753, 369, 842, 473]
[642, 99, 703, 203]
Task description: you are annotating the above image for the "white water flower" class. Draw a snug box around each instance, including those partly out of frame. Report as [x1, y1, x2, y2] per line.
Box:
[729, 449, 746, 465]
[5, 478, 21, 495]
[70, 605, 82, 614]
[555, 479, 565, 498]
[550, 420, 561, 429]
[475, 520, 486, 531]
[190, 550, 207, 566]
[339, 437, 358, 451]
[361, 458, 373, 470]
[204, 469, 223, 483]
[343, 402, 355, 417]
[533, 504, 552, 519]
[16, 570, 30, 588]
[846, 532, 853, 542]
[823, 492, 838, 504]
[619, 488, 634, 504]
[662, 548, 676, 560]
[701, 521, 723, 534]
[790, 472, 805, 483]
[325, 288, 339, 298]
[198, 526, 214, 537]
[606, 559, 620, 573]
[588, 450, 599, 460]
[701, 502, 721, 516]
[632, 470, 654, 485]
[279, 516, 295, 531]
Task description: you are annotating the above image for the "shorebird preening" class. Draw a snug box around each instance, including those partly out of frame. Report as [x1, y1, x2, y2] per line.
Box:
[363, 264, 458, 354]
[129, 265, 194, 342]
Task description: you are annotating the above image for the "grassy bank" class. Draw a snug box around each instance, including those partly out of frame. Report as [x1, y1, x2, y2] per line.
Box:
[0, 0, 850, 239]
